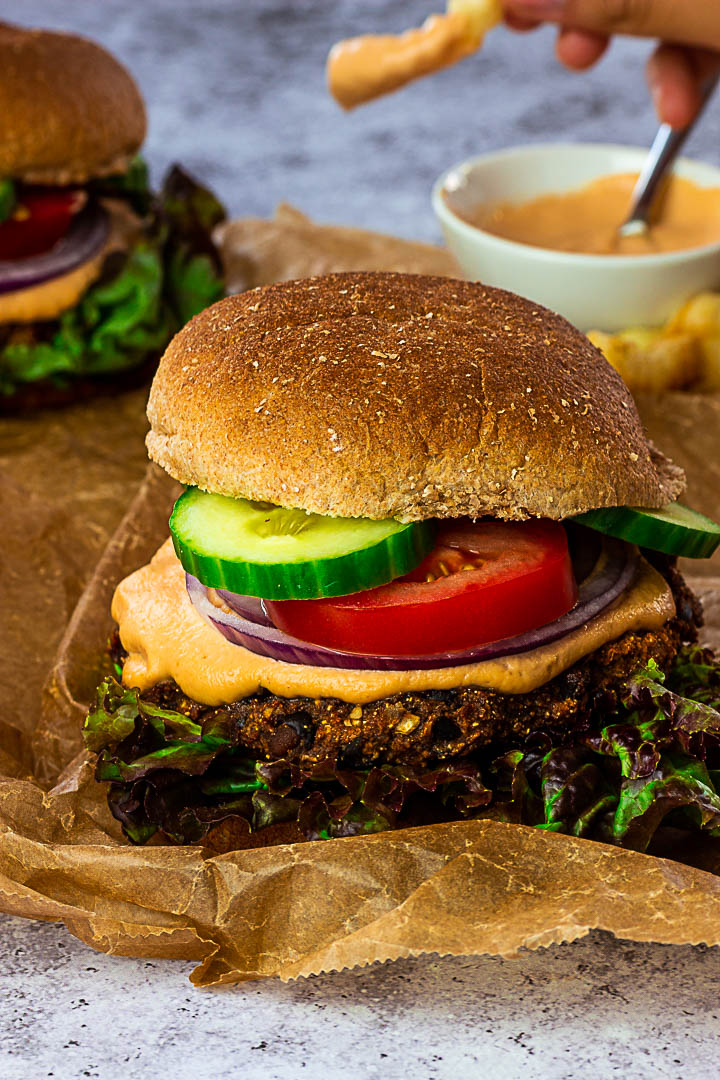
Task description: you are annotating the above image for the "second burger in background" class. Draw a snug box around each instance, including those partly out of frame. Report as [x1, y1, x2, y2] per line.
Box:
[0, 21, 226, 409]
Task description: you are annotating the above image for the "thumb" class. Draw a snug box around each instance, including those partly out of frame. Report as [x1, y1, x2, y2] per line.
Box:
[504, 0, 720, 52]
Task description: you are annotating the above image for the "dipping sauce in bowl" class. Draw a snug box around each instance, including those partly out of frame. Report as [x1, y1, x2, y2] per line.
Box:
[463, 173, 720, 256]
[432, 144, 720, 331]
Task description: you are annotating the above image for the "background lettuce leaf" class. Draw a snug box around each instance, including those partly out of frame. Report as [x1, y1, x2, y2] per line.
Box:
[0, 161, 226, 395]
[88, 157, 155, 217]
[0, 178, 15, 223]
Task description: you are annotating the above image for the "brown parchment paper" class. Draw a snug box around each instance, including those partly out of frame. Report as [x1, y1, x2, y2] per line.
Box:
[3, 211, 720, 987]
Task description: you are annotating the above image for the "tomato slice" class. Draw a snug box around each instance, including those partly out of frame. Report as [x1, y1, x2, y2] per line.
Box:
[0, 188, 81, 260]
[265, 519, 578, 657]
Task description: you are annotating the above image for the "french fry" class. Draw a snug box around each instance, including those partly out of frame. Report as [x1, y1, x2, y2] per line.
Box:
[589, 327, 699, 392]
[668, 292, 720, 337]
[698, 335, 720, 391]
[447, 0, 502, 43]
[587, 330, 630, 379]
[616, 327, 663, 353]
[637, 333, 699, 391]
[328, 0, 501, 109]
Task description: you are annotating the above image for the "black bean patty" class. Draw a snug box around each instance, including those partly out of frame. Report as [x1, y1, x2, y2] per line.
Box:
[126, 555, 701, 769]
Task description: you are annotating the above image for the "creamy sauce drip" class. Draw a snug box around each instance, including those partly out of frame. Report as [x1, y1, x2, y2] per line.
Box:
[455, 173, 720, 256]
[114, 539, 675, 707]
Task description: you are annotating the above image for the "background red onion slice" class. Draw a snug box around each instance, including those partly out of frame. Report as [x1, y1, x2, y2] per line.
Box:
[0, 202, 110, 296]
[185, 538, 636, 671]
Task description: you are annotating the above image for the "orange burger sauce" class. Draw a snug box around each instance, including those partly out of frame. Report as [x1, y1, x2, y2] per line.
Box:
[457, 173, 720, 256]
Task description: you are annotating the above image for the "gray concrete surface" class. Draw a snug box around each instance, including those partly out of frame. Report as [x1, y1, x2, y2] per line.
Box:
[16, 0, 720, 242]
[3, 915, 720, 1080]
[5, 1, 720, 1076]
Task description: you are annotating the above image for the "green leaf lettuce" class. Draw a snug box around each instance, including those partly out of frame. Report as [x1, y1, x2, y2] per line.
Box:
[84, 645, 720, 852]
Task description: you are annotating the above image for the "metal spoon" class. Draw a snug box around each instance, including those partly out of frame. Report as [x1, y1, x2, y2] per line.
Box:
[619, 73, 720, 239]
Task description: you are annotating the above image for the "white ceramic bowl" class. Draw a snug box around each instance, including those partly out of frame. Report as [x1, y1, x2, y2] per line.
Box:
[432, 142, 720, 331]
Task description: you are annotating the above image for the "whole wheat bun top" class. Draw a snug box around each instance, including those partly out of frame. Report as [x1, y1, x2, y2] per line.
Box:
[0, 23, 146, 184]
[147, 272, 685, 522]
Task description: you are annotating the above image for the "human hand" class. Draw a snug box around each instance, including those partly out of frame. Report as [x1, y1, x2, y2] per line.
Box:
[503, 0, 720, 128]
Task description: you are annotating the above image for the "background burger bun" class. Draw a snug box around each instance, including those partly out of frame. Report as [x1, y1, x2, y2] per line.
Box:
[147, 272, 685, 522]
[0, 22, 146, 184]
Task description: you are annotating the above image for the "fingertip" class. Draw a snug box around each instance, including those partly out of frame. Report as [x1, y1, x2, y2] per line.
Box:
[555, 28, 609, 71]
[504, 13, 541, 31]
[656, 93, 699, 130]
[646, 46, 702, 129]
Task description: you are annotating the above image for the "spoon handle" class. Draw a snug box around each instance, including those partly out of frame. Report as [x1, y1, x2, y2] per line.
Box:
[622, 73, 720, 235]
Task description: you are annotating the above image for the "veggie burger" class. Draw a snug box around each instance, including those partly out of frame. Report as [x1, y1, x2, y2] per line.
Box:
[86, 272, 720, 852]
[0, 21, 226, 409]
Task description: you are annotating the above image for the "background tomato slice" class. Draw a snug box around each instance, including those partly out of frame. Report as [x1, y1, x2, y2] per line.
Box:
[266, 519, 578, 657]
[0, 189, 80, 260]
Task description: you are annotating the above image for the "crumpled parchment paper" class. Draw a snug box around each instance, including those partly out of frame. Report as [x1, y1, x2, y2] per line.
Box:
[2, 210, 720, 987]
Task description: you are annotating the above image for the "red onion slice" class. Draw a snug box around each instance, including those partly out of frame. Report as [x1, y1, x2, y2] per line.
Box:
[214, 588, 273, 627]
[0, 202, 110, 295]
[185, 538, 636, 671]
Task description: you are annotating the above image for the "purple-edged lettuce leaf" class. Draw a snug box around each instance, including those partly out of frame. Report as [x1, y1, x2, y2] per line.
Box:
[84, 646, 720, 851]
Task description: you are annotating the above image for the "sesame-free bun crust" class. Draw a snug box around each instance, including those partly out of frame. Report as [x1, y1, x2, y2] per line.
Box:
[0, 22, 146, 184]
[147, 272, 685, 521]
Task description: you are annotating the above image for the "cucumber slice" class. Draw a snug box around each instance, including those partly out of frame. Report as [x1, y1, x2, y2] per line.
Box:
[170, 488, 434, 599]
[573, 503, 720, 559]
